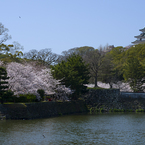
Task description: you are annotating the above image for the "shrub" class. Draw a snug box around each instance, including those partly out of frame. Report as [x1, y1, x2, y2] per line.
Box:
[37, 89, 45, 100]
[16, 94, 27, 102]
[26, 94, 36, 102]
[2, 90, 14, 102]
[16, 94, 36, 102]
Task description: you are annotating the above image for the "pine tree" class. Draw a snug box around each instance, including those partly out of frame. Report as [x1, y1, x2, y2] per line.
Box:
[51, 54, 90, 100]
[0, 67, 9, 104]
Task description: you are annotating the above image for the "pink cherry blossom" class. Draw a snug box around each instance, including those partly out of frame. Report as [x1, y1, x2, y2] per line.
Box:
[0, 60, 72, 100]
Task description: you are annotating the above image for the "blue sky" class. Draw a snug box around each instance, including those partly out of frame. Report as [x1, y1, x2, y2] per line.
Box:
[1, 0, 145, 55]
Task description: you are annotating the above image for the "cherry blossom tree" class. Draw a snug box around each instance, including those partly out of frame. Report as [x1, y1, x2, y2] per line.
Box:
[54, 85, 72, 101]
[0, 60, 72, 101]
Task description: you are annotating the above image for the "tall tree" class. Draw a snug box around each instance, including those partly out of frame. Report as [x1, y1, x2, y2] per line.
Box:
[123, 44, 145, 92]
[0, 23, 12, 56]
[58, 46, 95, 63]
[123, 56, 145, 92]
[109, 46, 126, 72]
[24, 48, 58, 66]
[0, 67, 9, 104]
[37, 48, 58, 66]
[83, 48, 105, 87]
[0, 23, 23, 55]
[58, 45, 111, 87]
[0, 22, 11, 45]
[99, 49, 124, 88]
[51, 54, 90, 100]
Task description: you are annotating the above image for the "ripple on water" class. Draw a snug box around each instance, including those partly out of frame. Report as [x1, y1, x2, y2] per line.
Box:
[0, 113, 145, 145]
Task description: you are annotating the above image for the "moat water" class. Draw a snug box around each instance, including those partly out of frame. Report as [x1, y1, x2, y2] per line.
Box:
[0, 113, 145, 145]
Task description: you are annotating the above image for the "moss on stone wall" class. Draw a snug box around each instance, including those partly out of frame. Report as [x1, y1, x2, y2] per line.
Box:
[0, 101, 88, 120]
[1, 89, 145, 119]
[86, 89, 145, 113]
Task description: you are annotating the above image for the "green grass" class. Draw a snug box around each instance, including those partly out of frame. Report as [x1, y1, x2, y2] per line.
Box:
[3, 102, 15, 104]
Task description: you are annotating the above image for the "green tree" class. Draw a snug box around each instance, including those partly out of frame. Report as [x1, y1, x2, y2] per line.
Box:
[109, 46, 126, 72]
[0, 67, 9, 104]
[99, 48, 124, 88]
[75, 46, 95, 56]
[0, 23, 12, 57]
[58, 46, 109, 86]
[51, 54, 90, 100]
[123, 56, 145, 92]
[123, 44, 145, 92]
[76, 45, 111, 87]
[0, 22, 24, 63]
[58, 46, 95, 64]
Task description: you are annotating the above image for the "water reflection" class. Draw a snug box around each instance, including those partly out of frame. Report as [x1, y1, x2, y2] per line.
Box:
[0, 113, 145, 144]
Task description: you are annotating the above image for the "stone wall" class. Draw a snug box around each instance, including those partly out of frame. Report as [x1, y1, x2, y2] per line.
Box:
[2, 89, 145, 120]
[118, 95, 145, 111]
[85, 89, 120, 110]
[0, 101, 88, 120]
[85, 89, 145, 111]
[120, 92, 145, 98]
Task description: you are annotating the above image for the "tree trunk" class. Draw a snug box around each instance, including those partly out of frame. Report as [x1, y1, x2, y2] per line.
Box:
[94, 75, 98, 87]
[109, 82, 113, 89]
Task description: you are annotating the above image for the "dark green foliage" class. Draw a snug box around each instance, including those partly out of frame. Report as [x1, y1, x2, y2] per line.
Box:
[135, 109, 144, 112]
[26, 94, 36, 102]
[0, 67, 10, 104]
[3, 89, 14, 102]
[37, 89, 45, 100]
[16, 95, 27, 102]
[15, 94, 36, 102]
[5, 89, 14, 97]
[51, 54, 90, 100]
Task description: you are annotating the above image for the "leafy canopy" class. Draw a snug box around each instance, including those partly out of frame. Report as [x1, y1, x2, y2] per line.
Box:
[51, 54, 90, 100]
[123, 44, 145, 92]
